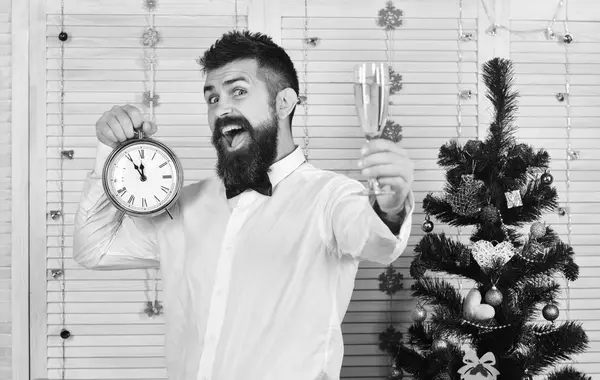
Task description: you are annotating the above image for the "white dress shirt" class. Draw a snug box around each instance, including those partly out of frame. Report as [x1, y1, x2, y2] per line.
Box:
[73, 143, 414, 380]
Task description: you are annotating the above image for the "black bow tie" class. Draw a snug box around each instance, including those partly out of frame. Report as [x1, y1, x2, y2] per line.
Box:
[225, 176, 273, 199]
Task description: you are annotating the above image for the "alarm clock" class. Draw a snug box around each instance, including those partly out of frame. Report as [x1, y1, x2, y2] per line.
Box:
[102, 129, 184, 219]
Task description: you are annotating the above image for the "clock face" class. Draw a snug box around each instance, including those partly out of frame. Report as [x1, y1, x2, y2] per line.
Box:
[105, 141, 181, 215]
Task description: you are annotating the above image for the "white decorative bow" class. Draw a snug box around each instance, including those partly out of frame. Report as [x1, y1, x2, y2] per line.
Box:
[457, 350, 500, 380]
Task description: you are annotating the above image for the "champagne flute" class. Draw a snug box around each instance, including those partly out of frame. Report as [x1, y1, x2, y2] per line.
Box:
[353, 62, 395, 196]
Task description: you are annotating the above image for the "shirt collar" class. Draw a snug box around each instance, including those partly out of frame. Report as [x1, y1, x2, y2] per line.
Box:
[268, 145, 306, 188]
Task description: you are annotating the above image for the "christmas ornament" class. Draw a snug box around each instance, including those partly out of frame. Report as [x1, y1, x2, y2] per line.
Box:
[142, 27, 160, 47]
[58, 32, 68, 42]
[563, 33, 573, 44]
[459, 90, 472, 99]
[144, 300, 164, 317]
[381, 120, 403, 143]
[471, 240, 516, 271]
[556, 92, 566, 102]
[411, 305, 427, 323]
[378, 264, 404, 296]
[567, 148, 580, 160]
[486, 24, 497, 36]
[421, 218, 434, 233]
[435, 373, 451, 380]
[540, 171, 553, 185]
[142, 91, 160, 107]
[463, 288, 495, 321]
[304, 37, 320, 47]
[460, 33, 473, 41]
[60, 328, 71, 339]
[464, 139, 483, 155]
[484, 286, 503, 307]
[530, 222, 546, 239]
[542, 304, 559, 321]
[544, 27, 556, 40]
[448, 174, 483, 217]
[378, 325, 402, 352]
[377, 1, 403, 30]
[390, 365, 403, 380]
[457, 349, 500, 380]
[389, 67, 403, 95]
[505, 189, 523, 209]
[480, 205, 499, 223]
[431, 338, 449, 355]
[145, 0, 157, 10]
[522, 239, 545, 259]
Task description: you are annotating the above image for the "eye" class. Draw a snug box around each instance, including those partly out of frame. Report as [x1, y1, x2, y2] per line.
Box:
[233, 88, 247, 97]
[207, 95, 219, 105]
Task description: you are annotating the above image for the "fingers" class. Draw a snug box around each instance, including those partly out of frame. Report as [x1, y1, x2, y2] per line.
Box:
[361, 138, 404, 156]
[95, 104, 156, 148]
[112, 106, 137, 139]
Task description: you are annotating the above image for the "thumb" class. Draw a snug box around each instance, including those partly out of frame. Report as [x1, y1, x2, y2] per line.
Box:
[141, 121, 158, 136]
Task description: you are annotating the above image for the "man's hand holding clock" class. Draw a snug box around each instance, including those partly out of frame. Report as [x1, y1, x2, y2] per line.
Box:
[96, 104, 184, 218]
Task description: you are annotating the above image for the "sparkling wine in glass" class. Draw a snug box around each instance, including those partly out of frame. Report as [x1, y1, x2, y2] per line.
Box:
[353, 62, 394, 196]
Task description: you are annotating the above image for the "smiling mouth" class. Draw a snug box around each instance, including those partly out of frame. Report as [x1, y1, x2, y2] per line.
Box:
[221, 125, 248, 149]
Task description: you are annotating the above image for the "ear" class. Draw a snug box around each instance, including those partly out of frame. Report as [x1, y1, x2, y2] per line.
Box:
[275, 88, 298, 120]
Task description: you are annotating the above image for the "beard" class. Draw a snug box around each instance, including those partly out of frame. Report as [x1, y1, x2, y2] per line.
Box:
[211, 111, 279, 189]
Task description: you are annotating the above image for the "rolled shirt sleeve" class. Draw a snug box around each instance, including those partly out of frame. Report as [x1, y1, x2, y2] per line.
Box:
[324, 176, 414, 264]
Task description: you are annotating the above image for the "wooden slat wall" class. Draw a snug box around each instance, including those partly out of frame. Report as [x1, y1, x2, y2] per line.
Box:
[29, 0, 600, 379]
[0, 0, 11, 378]
[42, 0, 247, 379]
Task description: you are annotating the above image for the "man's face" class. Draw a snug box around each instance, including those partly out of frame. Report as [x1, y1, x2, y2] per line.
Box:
[203, 59, 279, 186]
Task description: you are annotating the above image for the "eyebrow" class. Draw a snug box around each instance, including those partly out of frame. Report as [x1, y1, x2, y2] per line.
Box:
[203, 76, 249, 93]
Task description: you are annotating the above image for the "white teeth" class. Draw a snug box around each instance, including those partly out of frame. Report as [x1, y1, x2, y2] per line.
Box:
[222, 125, 243, 134]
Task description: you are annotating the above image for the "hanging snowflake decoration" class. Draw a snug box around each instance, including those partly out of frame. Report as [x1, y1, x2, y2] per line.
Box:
[378, 264, 404, 296]
[143, 91, 160, 107]
[377, 1, 403, 30]
[381, 120, 403, 143]
[144, 300, 163, 317]
[388, 66, 403, 94]
[142, 27, 160, 47]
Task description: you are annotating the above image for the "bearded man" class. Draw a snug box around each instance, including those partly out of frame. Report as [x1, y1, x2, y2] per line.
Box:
[73, 30, 415, 380]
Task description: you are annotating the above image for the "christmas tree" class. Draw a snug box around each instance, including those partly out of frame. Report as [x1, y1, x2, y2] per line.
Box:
[383, 57, 590, 380]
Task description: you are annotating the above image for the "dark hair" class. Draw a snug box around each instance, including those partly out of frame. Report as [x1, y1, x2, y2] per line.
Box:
[198, 30, 300, 125]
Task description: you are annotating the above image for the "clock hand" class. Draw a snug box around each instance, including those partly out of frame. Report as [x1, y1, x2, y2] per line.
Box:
[126, 155, 146, 181]
[139, 162, 147, 182]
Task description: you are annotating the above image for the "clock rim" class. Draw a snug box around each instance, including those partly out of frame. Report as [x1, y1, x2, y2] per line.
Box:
[102, 137, 184, 218]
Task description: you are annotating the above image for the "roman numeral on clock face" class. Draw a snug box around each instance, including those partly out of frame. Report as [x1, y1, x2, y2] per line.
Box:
[142, 198, 147, 208]
[128, 195, 135, 205]
[139, 149, 145, 159]
[161, 186, 169, 193]
[159, 162, 167, 168]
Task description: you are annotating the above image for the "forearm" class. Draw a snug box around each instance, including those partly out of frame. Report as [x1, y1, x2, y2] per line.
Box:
[73, 143, 160, 270]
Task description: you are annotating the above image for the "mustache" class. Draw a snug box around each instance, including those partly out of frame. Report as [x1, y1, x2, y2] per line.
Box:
[214, 115, 253, 137]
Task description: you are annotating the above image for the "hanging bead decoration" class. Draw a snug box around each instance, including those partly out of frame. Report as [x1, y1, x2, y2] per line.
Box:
[375, 4, 405, 376]
[481, 0, 566, 40]
[300, 0, 311, 161]
[57, 1, 69, 379]
[561, 0, 573, 323]
[141, 0, 162, 317]
[456, 0, 472, 138]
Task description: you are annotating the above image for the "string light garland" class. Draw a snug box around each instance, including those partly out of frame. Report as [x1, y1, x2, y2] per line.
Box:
[142, 0, 162, 318]
[481, 0, 573, 43]
[300, 0, 310, 161]
[560, 0, 574, 323]
[56, 0, 69, 378]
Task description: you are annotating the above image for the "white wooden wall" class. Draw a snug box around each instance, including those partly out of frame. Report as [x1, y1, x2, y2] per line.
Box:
[4, 0, 598, 379]
[0, 0, 12, 378]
